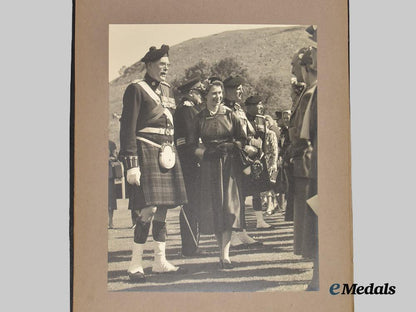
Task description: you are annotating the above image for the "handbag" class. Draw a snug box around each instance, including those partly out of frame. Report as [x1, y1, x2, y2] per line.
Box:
[237, 148, 254, 169]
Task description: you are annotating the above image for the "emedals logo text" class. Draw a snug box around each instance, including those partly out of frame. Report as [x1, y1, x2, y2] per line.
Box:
[329, 283, 396, 295]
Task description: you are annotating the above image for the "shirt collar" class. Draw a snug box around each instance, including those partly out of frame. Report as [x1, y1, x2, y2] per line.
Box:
[144, 73, 160, 90]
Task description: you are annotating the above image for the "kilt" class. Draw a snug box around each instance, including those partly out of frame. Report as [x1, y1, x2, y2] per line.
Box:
[127, 133, 188, 210]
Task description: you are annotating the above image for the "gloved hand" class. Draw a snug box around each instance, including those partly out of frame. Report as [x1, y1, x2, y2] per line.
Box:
[127, 167, 141, 186]
[249, 137, 263, 149]
[243, 145, 258, 158]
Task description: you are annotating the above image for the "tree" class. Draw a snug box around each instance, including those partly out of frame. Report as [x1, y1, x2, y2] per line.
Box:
[253, 75, 281, 115]
[210, 57, 249, 81]
[184, 60, 211, 81]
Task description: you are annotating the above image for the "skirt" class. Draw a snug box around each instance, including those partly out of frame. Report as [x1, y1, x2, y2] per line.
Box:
[198, 153, 244, 234]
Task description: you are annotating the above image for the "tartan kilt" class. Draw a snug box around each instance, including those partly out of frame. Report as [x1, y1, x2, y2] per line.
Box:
[127, 133, 188, 210]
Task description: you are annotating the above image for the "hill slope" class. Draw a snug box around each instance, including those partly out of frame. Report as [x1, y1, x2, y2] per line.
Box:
[109, 26, 315, 144]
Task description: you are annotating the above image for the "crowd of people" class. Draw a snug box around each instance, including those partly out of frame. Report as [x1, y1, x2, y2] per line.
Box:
[109, 25, 319, 290]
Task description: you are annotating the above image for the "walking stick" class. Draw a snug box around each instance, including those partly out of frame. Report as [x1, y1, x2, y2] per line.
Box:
[180, 206, 198, 247]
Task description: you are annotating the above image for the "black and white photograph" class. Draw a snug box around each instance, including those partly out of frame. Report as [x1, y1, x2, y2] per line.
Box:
[108, 24, 319, 292]
[6, 0, 416, 311]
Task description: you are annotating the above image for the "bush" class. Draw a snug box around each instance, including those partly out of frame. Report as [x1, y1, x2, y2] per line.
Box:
[177, 57, 284, 115]
[210, 57, 249, 81]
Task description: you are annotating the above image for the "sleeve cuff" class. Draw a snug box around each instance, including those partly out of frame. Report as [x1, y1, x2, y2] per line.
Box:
[122, 155, 139, 169]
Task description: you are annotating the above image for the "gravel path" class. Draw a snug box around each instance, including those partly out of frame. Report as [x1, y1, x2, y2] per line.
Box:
[108, 199, 313, 292]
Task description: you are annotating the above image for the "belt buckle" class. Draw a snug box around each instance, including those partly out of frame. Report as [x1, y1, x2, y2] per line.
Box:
[165, 128, 173, 136]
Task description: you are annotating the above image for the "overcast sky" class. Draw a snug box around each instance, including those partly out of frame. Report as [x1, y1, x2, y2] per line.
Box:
[109, 24, 287, 81]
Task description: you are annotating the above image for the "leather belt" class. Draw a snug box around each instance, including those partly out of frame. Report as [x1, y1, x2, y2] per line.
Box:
[138, 127, 174, 136]
[136, 136, 163, 148]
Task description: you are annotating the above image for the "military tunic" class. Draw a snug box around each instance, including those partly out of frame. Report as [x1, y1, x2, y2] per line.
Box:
[288, 82, 318, 258]
[224, 99, 253, 137]
[300, 84, 318, 259]
[174, 98, 202, 255]
[119, 73, 188, 210]
[190, 105, 246, 234]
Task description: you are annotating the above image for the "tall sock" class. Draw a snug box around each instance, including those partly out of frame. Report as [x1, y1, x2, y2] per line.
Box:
[128, 242, 144, 274]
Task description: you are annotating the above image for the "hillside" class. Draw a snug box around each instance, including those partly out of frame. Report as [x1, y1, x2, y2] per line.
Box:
[109, 25, 315, 144]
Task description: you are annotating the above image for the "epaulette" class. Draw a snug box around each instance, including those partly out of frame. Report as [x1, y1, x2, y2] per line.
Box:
[217, 105, 231, 115]
[182, 100, 194, 107]
[160, 81, 171, 88]
[131, 79, 144, 84]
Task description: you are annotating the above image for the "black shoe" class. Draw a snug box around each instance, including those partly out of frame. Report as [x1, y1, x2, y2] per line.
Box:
[247, 241, 264, 247]
[127, 270, 146, 283]
[175, 266, 188, 274]
[219, 260, 236, 270]
[230, 243, 249, 250]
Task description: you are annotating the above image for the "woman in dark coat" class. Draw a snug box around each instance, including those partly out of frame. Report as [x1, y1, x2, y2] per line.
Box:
[190, 80, 247, 269]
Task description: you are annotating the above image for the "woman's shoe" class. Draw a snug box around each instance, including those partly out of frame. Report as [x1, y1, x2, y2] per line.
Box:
[256, 225, 275, 230]
[248, 241, 264, 247]
[219, 260, 235, 270]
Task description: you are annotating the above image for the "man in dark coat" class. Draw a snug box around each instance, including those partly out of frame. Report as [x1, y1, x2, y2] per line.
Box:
[119, 45, 187, 282]
[288, 38, 319, 290]
[174, 77, 205, 257]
